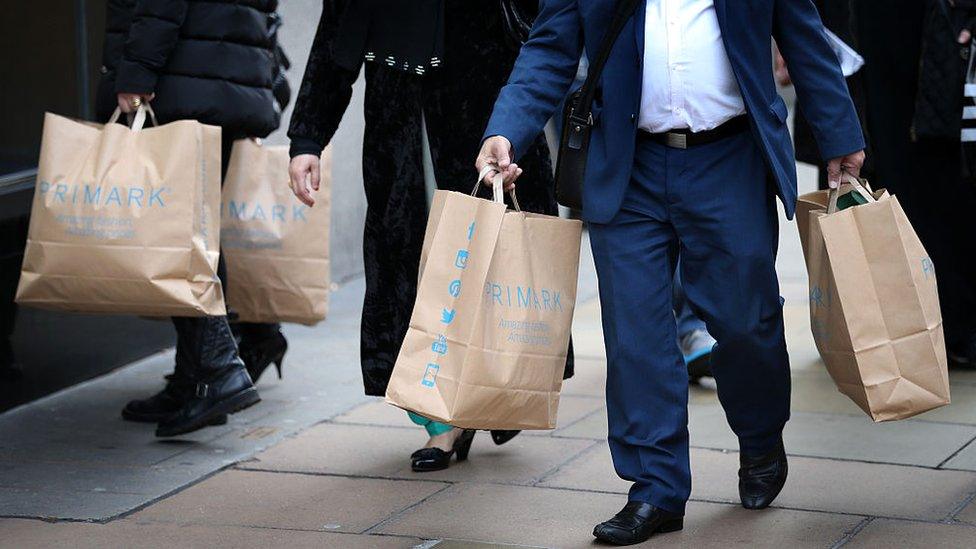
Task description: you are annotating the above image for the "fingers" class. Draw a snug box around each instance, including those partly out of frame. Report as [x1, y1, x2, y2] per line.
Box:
[476, 136, 516, 187]
[310, 159, 321, 191]
[118, 96, 133, 114]
[827, 150, 866, 189]
[288, 160, 315, 207]
[826, 158, 842, 189]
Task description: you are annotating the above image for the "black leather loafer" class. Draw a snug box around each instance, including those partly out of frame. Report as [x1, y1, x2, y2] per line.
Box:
[592, 501, 683, 546]
[739, 442, 788, 509]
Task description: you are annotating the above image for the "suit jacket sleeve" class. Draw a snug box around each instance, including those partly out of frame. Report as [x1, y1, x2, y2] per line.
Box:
[115, 0, 189, 94]
[483, 0, 584, 159]
[772, 0, 865, 160]
[287, 0, 358, 157]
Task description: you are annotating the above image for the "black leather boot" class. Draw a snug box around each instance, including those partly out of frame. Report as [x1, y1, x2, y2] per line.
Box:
[739, 442, 789, 509]
[156, 316, 259, 437]
[238, 323, 288, 384]
[122, 374, 229, 425]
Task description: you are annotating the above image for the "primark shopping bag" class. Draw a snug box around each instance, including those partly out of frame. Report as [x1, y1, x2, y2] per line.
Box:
[15, 106, 225, 316]
[386, 172, 583, 430]
[797, 176, 949, 421]
[221, 140, 331, 325]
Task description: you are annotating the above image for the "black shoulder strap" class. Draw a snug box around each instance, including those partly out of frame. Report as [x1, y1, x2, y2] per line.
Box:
[573, 0, 643, 121]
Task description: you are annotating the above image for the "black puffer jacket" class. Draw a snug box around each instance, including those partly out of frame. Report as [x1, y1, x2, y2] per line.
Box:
[96, 0, 281, 137]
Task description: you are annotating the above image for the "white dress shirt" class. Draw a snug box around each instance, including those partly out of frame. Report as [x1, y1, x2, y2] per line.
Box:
[639, 0, 746, 133]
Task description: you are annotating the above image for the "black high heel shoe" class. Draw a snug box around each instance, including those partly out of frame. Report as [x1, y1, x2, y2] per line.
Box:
[490, 430, 521, 445]
[239, 330, 288, 384]
[411, 429, 476, 472]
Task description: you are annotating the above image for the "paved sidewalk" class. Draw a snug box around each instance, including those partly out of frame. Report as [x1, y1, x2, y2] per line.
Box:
[3, 168, 976, 547]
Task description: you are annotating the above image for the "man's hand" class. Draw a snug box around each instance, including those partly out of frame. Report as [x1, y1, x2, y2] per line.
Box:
[117, 92, 154, 113]
[826, 150, 866, 188]
[289, 154, 321, 207]
[475, 135, 522, 192]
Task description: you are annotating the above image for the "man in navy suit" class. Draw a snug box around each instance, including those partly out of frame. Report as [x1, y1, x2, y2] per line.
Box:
[477, 0, 864, 545]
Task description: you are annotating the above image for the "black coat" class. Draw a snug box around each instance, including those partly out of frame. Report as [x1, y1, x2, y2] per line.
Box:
[96, 0, 281, 137]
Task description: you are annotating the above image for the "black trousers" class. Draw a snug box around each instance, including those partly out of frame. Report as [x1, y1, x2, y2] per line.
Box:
[356, 6, 572, 396]
[853, 0, 976, 347]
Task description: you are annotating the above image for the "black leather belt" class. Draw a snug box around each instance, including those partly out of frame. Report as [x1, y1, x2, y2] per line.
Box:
[640, 115, 749, 149]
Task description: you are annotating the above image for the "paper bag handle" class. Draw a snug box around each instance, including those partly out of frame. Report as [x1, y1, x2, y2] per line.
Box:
[472, 165, 521, 212]
[107, 103, 158, 132]
[827, 173, 876, 214]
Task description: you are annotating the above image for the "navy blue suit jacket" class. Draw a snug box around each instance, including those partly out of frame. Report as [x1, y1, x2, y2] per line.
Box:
[484, 0, 865, 222]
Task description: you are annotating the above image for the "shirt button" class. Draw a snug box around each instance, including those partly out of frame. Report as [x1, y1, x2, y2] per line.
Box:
[630, 113, 637, 122]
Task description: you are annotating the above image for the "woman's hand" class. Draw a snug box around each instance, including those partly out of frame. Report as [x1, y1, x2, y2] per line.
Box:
[476, 135, 521, 192]
[289, 154, 321, 207]
[117, 93, 154, 113]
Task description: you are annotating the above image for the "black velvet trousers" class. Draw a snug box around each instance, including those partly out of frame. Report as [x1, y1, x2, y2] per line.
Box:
[356, 4, 573, 396]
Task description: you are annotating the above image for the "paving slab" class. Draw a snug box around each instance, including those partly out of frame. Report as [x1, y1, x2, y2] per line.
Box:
[0, 280, 375, 520]
[845, 518, 976, 548]
[248, 422, 594, 486]
[559, 358, 606, 398]
[686, 405, 976, 468]
[957, 495, 976, 525]
[950, 367, 976, 386]
[943, 439, 976, 471]
[0, 518, 422, 549]
[378, 483, 862, 549]
[540, 443, 976, 521]
[131, 469, 447, 534]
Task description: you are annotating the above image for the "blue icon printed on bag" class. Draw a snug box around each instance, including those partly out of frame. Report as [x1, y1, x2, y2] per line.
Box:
[421, 363, 440, 388]
[455, 249, 469, 269]
[921, 257, 935, 280]
[809, 285, 830, 309]
[441, 308, 456, 325]
[467, 221, 476, 241]
[432, 335, 448, 355]
[449, 279, 461, 298]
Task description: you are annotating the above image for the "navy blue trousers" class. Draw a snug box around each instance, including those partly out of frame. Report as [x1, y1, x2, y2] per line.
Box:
[588, 132, 791, 514]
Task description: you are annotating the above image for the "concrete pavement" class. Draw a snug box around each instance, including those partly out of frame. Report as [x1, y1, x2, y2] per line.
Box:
[2, 167, 976, 547]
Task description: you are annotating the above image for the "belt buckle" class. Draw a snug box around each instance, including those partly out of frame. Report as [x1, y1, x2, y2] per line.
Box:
[666, 133, 688, 149]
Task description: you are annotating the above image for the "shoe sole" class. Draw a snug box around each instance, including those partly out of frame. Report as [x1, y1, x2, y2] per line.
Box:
[155, 389, 260, 438]
[593, 518, 683, 545]
[122, 411, 229, 426]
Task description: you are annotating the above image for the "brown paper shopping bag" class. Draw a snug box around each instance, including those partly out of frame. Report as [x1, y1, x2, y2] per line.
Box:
[16, 106, 225, 316]
[385, 171, 583, 430]
[221, 140, 331, 325]
[799, 176, 949, 421]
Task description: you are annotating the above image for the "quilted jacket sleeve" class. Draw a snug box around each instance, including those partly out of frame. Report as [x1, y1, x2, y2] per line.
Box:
[114, 0, 189, 94]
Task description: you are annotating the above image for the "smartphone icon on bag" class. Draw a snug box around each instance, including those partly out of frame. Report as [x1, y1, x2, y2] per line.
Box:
[421, 363, 440, 388]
